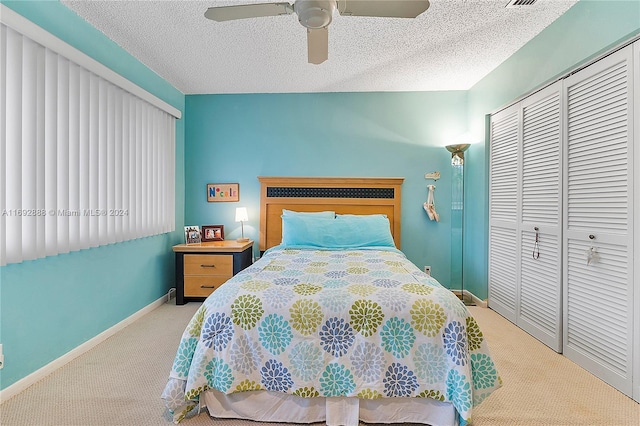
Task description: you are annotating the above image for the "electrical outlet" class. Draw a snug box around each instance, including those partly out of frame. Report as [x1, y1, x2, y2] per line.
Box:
[167, 288, 176, 302]
[424, 266, 431, 276]
[0, 344, 4, 370]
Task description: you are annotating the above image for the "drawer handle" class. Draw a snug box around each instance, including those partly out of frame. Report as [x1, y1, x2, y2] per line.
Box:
[200, 285, 216, 289]
[200, 264, 216, 268]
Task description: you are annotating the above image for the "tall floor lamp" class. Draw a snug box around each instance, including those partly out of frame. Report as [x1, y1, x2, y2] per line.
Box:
[445, 143, 473, 305]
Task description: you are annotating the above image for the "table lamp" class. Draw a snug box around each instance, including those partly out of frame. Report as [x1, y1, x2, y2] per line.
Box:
[235, 207, 249, 242]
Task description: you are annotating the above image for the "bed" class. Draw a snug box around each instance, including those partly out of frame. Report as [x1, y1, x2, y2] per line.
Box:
[162, 177, 501, 426]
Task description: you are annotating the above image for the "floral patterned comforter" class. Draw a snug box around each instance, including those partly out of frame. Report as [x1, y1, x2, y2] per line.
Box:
[162, 246, 501, 424]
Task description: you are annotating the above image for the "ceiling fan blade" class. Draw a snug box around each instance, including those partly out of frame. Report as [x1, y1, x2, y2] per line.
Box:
[204, 2, 294, 21]
[307, 27, 328, 65]
[337, 0, 430, 18]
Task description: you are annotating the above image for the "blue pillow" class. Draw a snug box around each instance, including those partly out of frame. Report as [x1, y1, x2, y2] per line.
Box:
[281, 214, 396, 249]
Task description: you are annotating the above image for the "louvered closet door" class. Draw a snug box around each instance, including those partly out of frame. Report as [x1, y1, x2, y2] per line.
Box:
[489, 104, 521, 323]
[519, 83, 563, 352]
[563, 45, 634, 397]
[633, 39, 640, 405]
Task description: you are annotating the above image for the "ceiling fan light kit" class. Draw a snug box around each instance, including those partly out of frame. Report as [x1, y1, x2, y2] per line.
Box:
[204, 0, 430, 65]
[295, 0, 336, 29]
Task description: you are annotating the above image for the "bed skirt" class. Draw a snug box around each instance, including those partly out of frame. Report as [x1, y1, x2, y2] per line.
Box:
[203, 389, 458, 426]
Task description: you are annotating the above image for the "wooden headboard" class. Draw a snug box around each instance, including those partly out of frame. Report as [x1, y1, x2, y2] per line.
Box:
[258, 176, 404, 252]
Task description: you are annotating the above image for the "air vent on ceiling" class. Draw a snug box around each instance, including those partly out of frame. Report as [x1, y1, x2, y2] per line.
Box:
[506, 0, 537, 7]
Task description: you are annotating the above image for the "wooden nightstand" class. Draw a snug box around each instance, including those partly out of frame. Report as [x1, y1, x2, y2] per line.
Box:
[172, 240, 253, 305]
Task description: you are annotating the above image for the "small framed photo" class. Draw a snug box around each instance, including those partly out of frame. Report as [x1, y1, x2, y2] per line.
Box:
[207, 183, 239, 202]
[184, 226, 201, 245]
[202, 225, 224, 241]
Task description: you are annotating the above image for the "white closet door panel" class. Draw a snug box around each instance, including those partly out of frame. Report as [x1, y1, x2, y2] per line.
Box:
[565, 239, 632, 393]
[489, 104, 521, 323]
[563, 45, 634, 398]
[566, 53, 629, 235]
[519, 229, 562, 350]
[632, 38, 640, 404]
[488, 226, 518, 322]
[522, 90, 561, 226]
[490, 109, 520, 224]
[519, 84, 562, 352]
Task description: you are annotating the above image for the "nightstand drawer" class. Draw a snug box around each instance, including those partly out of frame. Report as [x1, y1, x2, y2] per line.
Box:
[173, 240, 253, 304]
[184, 254, 233, 276]
[184, 276, 228, 297]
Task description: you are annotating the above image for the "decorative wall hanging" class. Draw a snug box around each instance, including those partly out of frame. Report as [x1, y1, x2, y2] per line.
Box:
[207, 183, 239, 202]
[424, 184, 439, 222]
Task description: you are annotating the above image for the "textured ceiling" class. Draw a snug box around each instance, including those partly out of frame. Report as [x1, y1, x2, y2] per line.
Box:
[61, 0, 578, 94]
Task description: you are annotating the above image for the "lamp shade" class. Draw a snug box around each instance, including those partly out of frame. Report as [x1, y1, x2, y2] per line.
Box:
[235, 207, 249, 223]
[445, 144, 470, 166]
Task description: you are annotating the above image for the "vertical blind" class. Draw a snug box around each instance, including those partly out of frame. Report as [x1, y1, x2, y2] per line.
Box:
[1, 18, 177, 266]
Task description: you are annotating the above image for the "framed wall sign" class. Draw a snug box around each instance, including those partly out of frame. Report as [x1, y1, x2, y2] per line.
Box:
[207, 183, 239, 202]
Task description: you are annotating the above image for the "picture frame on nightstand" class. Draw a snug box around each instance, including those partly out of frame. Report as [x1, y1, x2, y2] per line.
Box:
[202, 225, 224, 241]
[184, 226, 201, 245]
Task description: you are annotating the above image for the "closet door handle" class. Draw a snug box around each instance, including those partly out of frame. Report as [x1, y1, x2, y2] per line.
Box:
[588, 234, 595, 240]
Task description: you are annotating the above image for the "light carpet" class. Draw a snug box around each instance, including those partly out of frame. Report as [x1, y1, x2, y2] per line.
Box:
[1, 300, 638, 426]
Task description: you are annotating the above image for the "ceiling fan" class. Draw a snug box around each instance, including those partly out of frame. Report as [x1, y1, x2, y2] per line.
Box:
[204, 0, 430, 64]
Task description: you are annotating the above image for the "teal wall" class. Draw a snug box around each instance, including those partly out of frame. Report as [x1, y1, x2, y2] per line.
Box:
[0, 1, 185, 391]
[183, 0, 640, 303]
[184, 92, 469, 284]
[464, 0, 640, 299]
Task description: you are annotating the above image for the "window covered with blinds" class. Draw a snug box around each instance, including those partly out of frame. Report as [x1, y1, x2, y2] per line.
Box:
[0, 9, 178, 265]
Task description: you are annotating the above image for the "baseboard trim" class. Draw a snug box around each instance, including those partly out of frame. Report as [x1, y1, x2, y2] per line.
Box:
[0, 294, 167, 404]
[452, 289, 487, 308]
